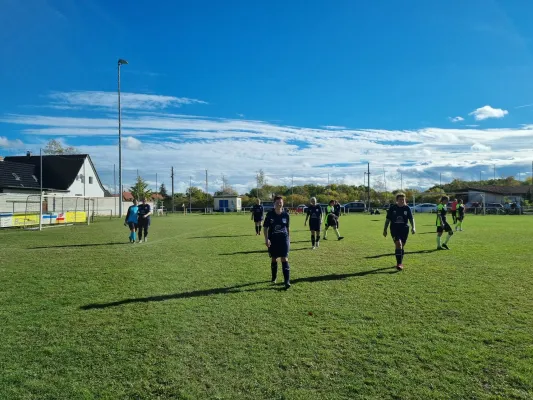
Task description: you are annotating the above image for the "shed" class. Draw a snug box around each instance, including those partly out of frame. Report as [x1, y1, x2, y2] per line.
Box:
[213, 195, 242, 212]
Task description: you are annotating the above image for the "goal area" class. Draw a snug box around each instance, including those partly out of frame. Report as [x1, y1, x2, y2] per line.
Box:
[0, 194, 94, 230]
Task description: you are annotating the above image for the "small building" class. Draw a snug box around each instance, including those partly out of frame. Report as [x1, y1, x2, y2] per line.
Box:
[455, 186, 530, 204]
[213, 195, 242, 212]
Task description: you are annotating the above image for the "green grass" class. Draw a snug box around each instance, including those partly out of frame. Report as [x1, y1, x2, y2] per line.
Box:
[0, 213, 532, 400]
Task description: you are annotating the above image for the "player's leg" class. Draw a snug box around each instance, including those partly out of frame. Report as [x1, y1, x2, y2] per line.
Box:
[137, 219, 143, 242]
[394, 239, 403, 270]
[310, 227, 317, 248]
[315, 228, 321, 247]
[281, 252, 290, 290]
[323, 223, 329, 239]
[270, 255, 278, 283]
[333, 219, 343, 240]
[437, 227, 443, 249]
[442, 224, 453, 249]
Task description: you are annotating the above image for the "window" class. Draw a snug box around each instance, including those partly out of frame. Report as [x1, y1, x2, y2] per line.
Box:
[12, 172, 20, 181]
[89, 177, 93, 184]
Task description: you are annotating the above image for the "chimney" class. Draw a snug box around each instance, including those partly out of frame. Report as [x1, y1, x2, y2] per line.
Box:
[26, 151, 32, 157]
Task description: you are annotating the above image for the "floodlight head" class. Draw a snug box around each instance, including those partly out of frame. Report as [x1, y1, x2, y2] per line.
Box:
[118, 59, 129, 65]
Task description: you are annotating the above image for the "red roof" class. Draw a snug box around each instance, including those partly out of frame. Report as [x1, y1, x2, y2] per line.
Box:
[122, 191, 134, 201]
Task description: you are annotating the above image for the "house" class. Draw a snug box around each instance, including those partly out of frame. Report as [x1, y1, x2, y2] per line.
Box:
[3, 153, 106, 197]
[454, 186, 530, 204]
[213, 195, 242, 212]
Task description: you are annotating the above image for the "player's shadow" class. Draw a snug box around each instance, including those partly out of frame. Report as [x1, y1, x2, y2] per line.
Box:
[219, 248, 309, 255]
[80, 267, 397, 310]
[365, 249, 439, 259]
[417, 232, 436, 235]
[188, 234, 253, 239]
[30, 242, 126, 249]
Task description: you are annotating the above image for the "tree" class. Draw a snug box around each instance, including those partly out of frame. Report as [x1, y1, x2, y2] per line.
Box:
[43, 139, 77, 155]
[215, 174, 238, 196]
[256, 169, 267, 199]
[159, 183, 168, 198]
[129, 176, 151, 201]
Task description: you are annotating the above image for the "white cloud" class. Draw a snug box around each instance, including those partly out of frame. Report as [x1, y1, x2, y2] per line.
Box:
[48, 91, 207, 110]
[449, 116, 464, 123]
[321, 125, 346, 130]
[471, 142, 491, 152]
[124, 136, 142, 150]
[0, 136, 24, 149]
[469, 105, 508, 121]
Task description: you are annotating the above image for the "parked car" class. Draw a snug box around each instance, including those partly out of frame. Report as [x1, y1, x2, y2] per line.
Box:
[296, 204, 308, 213]
[413, 203, 438, 213]
[262, 201, 275, 212]
[343, 201, 366, 213]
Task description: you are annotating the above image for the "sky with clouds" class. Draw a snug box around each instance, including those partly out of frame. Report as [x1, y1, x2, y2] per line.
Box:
[1, 0, 533, 194]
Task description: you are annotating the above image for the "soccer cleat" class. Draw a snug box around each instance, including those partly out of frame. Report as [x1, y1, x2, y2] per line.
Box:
[284, 282, 291, 290]
[396, 264, 404, 271]
[455, 226, 458, 231]
[312, 246, 316, 250]
[437, 246, 444, 250]
[460, 228, 463, 231]
[442, 244, 449, 250]
[338, 236, 344, 241]
[316, 242, 320, 248]
[144, 238, 148, 243]
[323, 237, 328, 240]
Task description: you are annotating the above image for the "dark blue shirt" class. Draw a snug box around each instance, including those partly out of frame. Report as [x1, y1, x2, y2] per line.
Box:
[386, 205, 413, 228]
[307, 205, 322, 220]
[263, 210, 290, 239]
[333, 203, 341, 217]
[138, 204, 151, 218]
[251, 204, 264, 218]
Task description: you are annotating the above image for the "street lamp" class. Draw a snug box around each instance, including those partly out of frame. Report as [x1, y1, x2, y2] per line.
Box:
[118, 58, 128, 217]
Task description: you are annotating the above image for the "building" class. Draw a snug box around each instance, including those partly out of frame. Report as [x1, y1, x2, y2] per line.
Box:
[213, 195, 242, 212]
[2, 153, 107, 197]
[454, 186, 531, 204]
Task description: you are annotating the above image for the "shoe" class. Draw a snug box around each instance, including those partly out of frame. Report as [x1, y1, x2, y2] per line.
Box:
[312, 246, 316, 250]
[338, 236, 344, 241]
[437, 246, 444, 250]
[396, 264, 404, 271]
[323, 237, 328, 240]
[271, 279, 277, 284]
[144, 238, 148, 243]
[460, 229, 463, 231]
[455, 226, 458, 231]
[316, 242, 320, 248]
[442, 244, 449, 250]
[284, 282, 291, 290]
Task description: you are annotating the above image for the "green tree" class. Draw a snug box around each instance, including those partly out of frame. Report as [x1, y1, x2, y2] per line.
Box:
[43, 139, 77, 155]
[129, 176, 151, 201]
[159, 183, 168, 198]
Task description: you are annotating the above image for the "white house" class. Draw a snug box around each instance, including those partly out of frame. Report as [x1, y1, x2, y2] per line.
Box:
[213, 195, 242, 212]
[3, 153, 107, 197]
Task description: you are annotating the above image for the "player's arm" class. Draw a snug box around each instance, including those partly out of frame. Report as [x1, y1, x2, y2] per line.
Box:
[263, 216, 271, 246]
[408, 208, 416, 234]
[286, 213, 290, 239]
[250, 207, 254, 220]
[304, 210, 309, 225]
[383, 209, 392, 237]
[144, 205, 153, 218]
[124, 206, 130, 225]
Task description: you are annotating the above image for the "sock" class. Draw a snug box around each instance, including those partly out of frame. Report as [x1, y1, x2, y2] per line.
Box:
[316, 235, 320, 245]
[395, 248, 402, 265]
[324, 229, 328, 238]
[401, 248, 405, 259]
[281, 261, 290, 285]
[334, 228, 340, 238]
[437, 236, 441, 247]
[444, 233, 452, 245]
[271, 261, 278, 281]
[129, 232, 133, 240]
[459, 221, 463, 229]
[255, 226, 259, 234]
[259, 226, 262, 234]
[311, 234, 315, 246]
[133, 232, 136, 241]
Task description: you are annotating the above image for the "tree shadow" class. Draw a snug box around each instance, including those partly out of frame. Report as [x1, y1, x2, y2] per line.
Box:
[365, 249, 439, 259]
[80, 267, 398, 309]
[30, 242, 126, 249]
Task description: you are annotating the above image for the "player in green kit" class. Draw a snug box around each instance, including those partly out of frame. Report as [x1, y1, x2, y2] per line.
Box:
[436, 196, 453, 250]
[455, 199, 465, 231]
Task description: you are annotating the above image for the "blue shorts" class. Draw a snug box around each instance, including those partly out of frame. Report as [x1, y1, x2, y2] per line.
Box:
[127, 222, 138, 230]
[253, 216, 263, 223]
[309, 220, 321, 232]
[391, 227, 409, 244]
[268, 237, 290, 258]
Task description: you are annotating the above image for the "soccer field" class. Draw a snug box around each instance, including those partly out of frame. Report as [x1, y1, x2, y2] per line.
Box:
[1, 213, 532, 399]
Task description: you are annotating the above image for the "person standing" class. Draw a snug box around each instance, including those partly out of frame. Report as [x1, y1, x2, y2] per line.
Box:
[436, 196, 453, 250]
[324, 200, 344, 241]
[450, 198, 458, 224]
[304, 197, 323, 249]
[250, 199, 264, 235]
[137, 197, 153, 243]
[124, 199, 139, 244]
[383, 193, 416, 270]
[455, 199, 465, 231]
[263, 195, 291, 290]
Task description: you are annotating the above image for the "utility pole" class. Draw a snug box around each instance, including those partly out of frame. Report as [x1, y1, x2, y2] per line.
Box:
[479, 171, 482, 182]
[383, 168, 387, 193]
[494, 164, 496, 180]
[189, 176, 192, 213]
[256, 172, 259, 199]
[291, 174, 294, 207]
[440, 173, 442, 187]
[205, 169, 208, 211]
[400, 173, 403, 191]
[171, 167, 174, 213]
[367, 163, 370, 209]
[113, 163, 116, 217]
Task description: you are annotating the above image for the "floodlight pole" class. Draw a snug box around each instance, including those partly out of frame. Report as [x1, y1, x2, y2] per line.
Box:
[118, 58, 128, 217]
[39, 148, 43, 231]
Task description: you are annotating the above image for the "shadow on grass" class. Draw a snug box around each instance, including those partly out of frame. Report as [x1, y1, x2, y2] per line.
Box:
[80, 267, 397, 309]
[30, 242, 126, 249]
[188, 234, 253, 239]
[417, 232, 436, 235]
[365, 249, 439, 259]
[219, 248, 310, 255]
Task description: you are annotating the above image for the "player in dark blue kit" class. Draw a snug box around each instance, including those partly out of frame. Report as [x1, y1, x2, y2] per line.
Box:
[263, 195, 291, 290]
[124, 199, 139, 243]
[383, 193, 416, 271]
[137, 197, 153, 243]
[334, 200, 341, 227]
[323, 200, 344, 241]
[304, 197, 323, 249]
[250, 198, 264, 235]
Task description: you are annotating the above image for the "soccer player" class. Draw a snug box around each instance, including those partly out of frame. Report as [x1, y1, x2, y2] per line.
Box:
[450, 198, 458, 224]
[324, 200, 344, 241]
[334, 200, 341, 226]
[436, 196, 453, 250]
[263, 195, 291, 289]
[250, 198, 264, 235]
[137, 197, 153, 243]
[124, 199, 139, 243]
[304, 197, 323, 249]
[455, 199, 465, 231]
[383, 193, 416, 271]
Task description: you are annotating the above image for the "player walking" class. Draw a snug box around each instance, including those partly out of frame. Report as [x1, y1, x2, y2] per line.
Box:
[250, 199, 264, 235]
[137, 197, 153, 243]
[450, 198, 458, 224]
[323, 200, 344, 241]
[455, 199, 465, 231]
[304, 197, 323, 249]
[383, 193, 416, 271]
[436, 196, 453, 250]
[124, 199, 139, 244]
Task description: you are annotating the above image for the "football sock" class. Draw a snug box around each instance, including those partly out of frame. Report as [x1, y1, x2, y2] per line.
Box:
[324, 229, 328, 238]
[437, 236, 441, 247]
[316, 235, 320, 245]
[395, 248, 402, 265]
[311, 234, 315, 246]
[444, 234, 452, 245]
[271, 261, 278, 281]
[259, 226, 262, 234]
[255, 226, 259, 234]
[133, 232, 136, 241]
[282, 261, 290, 285]
[129, 232, 133, 241]
[334, 228, 340, 238]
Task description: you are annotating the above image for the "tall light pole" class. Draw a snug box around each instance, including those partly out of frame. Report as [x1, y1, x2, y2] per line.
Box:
[118, 58, 128, 217]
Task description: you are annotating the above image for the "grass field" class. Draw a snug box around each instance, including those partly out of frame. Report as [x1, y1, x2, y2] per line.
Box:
[1, 213, 532, 400]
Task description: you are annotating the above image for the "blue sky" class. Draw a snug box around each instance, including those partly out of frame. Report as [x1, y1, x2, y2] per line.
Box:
[1, 0, 533, 193]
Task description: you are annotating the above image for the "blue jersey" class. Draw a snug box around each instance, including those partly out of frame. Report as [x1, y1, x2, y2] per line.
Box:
[263, 210, 290, 239]
[307, 205, 322, 221]
[138, 204, 151, 219]
[126, 205, 139, 224]
[251, 204, 264, 218]
[386, 205, 413, 228]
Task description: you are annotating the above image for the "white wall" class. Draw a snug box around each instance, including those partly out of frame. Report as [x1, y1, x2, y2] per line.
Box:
[468, 191, 504, 204]
[67, 157, 105, 197]
[213, 197, 241, 211]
